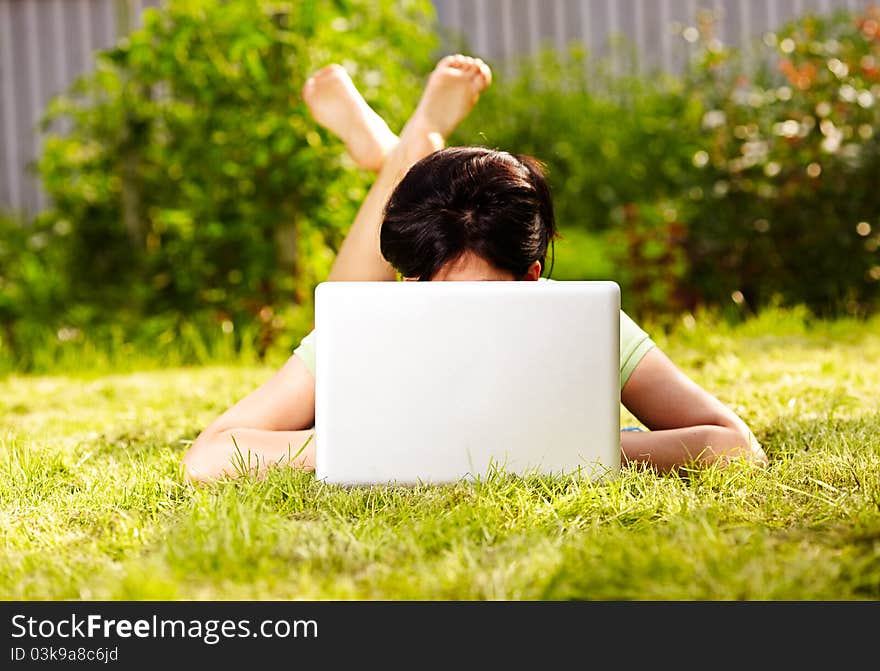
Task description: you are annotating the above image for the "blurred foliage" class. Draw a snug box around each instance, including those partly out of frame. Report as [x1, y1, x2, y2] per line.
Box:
[455, 6, 880, 320]
[682, 6, 880, 317]
[25, 0, 436, 365]
[0, 212, 314, 375]
[452, 46, 702, 242]
[3, 3, 880, 371]
[0, 214, 66, 371]
[451, 44, 705, 318]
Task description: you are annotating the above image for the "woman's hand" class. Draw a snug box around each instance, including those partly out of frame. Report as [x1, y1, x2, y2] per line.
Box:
[183, 355, 316, 482]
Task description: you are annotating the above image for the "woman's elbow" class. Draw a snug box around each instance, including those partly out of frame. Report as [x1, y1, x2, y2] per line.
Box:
[705, 423, 768, 469]
[182, 430, 233, 483]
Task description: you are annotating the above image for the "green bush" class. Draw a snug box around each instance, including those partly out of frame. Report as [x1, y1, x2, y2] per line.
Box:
[450, 43, 717, 318]
[682, 7, 880, 315]
[0, 214, 66, 371]
[8, 1, 880, 373]
[34, 0, 437, 350]
[452, 46, 702, 238]
[453, 6, 880, 319]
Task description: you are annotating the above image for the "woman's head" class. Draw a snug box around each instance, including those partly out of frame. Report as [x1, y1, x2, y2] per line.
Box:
[380, 146, 557, 281]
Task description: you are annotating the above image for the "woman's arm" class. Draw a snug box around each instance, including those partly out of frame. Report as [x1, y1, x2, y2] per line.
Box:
[182, 355, 316, 482]
[327, 144, 407, 282]
[620, 347, 767, 472]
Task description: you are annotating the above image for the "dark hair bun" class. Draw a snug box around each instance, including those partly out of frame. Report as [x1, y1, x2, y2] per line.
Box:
[380, 146, 557, 280]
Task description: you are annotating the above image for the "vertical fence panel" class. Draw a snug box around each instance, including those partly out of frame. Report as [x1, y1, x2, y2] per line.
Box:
[0, 0, 20, 213]
[45, 0, 69, 105]
[500, 0, 515, 65]
[560, 0, 583, 51]
[578, 0, 591, 58]
[612, 0, 635, 70]
[585, 0, 611, 60]
[10, 0, 37, 214]
[481, 0, 503, 62]
[77, 0, 94, 79]
[552, 0, 565, 54]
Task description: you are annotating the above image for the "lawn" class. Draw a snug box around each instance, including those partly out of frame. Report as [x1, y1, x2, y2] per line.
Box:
[2, 307, 879, 600]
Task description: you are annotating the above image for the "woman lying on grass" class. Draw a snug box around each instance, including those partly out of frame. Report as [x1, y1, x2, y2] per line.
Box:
[183, 54, 768, 482]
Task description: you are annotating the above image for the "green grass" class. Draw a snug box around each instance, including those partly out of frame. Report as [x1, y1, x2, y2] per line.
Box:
[2, 307, 879, 600]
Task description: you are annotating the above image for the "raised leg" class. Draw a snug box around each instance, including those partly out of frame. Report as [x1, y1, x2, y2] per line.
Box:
[316, 55, 492, 282]
[302, 64, 398, 172]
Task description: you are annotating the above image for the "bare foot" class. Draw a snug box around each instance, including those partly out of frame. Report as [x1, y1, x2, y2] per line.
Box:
[400, 55, 493, 148]
[302, 64, 398, 172]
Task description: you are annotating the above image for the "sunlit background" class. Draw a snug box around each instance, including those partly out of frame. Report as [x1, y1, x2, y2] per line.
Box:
[0, 0, 878, 370]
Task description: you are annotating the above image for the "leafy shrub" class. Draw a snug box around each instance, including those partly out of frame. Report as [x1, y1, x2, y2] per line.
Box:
[683, 7, 880, 315]
[9, 1, 880, 375]
[35, 0, 437, 352]
[0, 214, 67, 370]
[452, 47, 702, 240]
[452, 46, 713, 318]
[453, 6, 880, 318]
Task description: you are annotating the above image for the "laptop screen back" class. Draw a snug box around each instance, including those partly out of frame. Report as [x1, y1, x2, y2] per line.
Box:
[314, 280, 620, 485]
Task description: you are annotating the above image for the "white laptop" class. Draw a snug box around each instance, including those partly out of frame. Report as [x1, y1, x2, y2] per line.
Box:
[314, 280, 620, 485]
